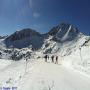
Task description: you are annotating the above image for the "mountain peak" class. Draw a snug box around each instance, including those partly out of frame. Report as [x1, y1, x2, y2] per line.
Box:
[4, 28, 43, 49]
[48, 23, 79, 35]
[6, 28, 41, 42]
[48, 23, 80, 42]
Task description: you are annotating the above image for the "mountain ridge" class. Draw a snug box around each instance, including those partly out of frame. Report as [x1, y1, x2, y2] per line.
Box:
[0, 22, 89, 60]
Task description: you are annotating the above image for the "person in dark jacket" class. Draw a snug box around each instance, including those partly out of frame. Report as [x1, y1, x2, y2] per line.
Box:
[44, 55, 48, 62]
[51, 55, 54, 63]
[47, 56, 49, 60]
[55, 56, 58, 64]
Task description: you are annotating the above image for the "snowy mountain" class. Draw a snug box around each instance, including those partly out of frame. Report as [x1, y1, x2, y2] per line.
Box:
[0, 36, 7, 39]
[41, 23, 89, 55]
[5, 28, 44, 49]
[48, 23, 80, 42]
[0, 29, 43, 60]
[0, 23, 90, 60]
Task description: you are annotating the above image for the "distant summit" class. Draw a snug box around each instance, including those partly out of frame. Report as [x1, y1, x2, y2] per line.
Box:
[5, 28, 43, 49]
[5, 28, 41, 42]
[48, 23, 80, 42]
[0, 36, 7, 39]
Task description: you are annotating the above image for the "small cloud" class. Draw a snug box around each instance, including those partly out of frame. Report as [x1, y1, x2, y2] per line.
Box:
[33, 12, 40, 18]
[28, 0, 40, 18]
[29, 0, 33, 8]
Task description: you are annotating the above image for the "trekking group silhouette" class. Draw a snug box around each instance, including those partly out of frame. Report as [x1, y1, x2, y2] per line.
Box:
[44, 55, 58, 64]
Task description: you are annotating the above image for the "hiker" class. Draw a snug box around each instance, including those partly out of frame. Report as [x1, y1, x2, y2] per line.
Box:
[44, 55, 48, 62]
[55, 56, 58, 64]
[51, 55, 54, 63]
[26, 58, 28, 62]
[48, 55, 49, 60]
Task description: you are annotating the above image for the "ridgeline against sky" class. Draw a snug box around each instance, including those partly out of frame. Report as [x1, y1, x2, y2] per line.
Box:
[0, 0, 90, 36]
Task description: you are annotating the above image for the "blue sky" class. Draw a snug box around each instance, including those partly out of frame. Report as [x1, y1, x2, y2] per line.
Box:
[0, 0, 90, 36]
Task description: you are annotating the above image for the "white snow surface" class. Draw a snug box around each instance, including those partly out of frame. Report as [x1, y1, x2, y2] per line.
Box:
[0, 56, 90, 90]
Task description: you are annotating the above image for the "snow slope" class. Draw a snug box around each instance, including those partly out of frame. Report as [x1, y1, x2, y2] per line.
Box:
[62, 45, 90, 76]
[0, 58, 90, 90]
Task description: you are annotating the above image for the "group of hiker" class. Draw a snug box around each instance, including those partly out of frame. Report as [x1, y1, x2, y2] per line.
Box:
[44, 55, 58, 64]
